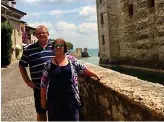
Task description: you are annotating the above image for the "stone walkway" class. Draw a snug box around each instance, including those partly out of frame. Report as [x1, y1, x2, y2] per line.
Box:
[1, 61, 36, 121]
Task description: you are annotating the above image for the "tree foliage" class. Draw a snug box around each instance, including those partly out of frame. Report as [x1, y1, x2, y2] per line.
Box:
[66, 42, 73, 50]
[49, 38, 55, 43]
[1, 22, 13, 66]
[49, 39, 74, 50]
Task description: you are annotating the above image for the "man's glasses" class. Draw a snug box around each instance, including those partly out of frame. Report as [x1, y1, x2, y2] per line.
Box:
[54, 44, 64, 48]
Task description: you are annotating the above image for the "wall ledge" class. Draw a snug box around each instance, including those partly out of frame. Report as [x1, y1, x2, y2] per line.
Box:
[80, 60, 164, 119]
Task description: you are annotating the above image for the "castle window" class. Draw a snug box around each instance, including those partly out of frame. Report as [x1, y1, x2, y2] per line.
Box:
[129, 4, 133, 16]
[100, 13, 104, 25]
[148, 0, 155, 8]
[102, 35, 105, 45]
[100, 0, 102, 3]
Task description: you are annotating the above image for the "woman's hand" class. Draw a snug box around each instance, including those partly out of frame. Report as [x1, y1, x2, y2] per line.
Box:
[84, 68, 102, 81]
[41, 98, 46, 110]
[94, 75, 102, 80]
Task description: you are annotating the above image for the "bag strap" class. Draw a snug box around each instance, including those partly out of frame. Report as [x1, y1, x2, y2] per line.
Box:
[54, 58, 59, 66]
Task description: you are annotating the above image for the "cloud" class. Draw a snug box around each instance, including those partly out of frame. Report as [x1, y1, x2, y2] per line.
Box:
[65, 0, 75, 2]
[50, 8, 80, 17]
[50, 5, 97, 21]
[17, 0, 77, 4]
[50, 10, 63, 18]
[24, 0, 41, 3]
[27, 22, 54, 29]
[47, 0, 58, 2]
[79, 5, 97, 22]
[23, 12, 48, 19]
[79, 5, 96, 17]
[54, 21, 97, 35]
[27, 22, 55, 35]
[22, 5, 96, 22]
[23, 20, 98, 48]
[55, 21, 77, 31]
[78, 22, 97, 33]
[17, 0, 41, 5]
[85, 16, 97, 22]
[23, 8, 79, 19]
[17, 0, 98, 48]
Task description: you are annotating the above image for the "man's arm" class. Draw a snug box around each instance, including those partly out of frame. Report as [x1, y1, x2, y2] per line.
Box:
[19, 64, 35, 88]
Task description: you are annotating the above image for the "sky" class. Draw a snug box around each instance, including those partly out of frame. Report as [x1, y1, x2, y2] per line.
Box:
[16, 0, 99, 49]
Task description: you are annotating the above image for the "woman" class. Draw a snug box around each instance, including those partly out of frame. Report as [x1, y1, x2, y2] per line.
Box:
[40, 38, 100, 121]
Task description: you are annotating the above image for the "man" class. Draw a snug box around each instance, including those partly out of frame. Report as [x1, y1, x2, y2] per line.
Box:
[19, 25, 54, 121]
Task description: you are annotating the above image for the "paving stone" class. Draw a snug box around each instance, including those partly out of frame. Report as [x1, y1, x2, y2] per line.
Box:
[2, 61, 36, 121]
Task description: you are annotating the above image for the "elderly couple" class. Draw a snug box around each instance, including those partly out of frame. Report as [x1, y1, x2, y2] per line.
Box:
[19, 25, 101, 121]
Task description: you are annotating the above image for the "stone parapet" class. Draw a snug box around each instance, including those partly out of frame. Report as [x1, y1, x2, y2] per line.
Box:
[78, 61, 164, 120]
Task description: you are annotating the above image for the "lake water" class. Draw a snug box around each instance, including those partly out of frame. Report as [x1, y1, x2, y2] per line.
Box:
[75, 49, 163, 85]
[80, 49, 99, 66]
[70, 48, 99, 65]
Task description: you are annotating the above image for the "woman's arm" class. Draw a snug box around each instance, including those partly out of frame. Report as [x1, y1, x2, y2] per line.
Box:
[41, 87, 46, 109]
[84, 67, 100, 80]
[40, 62, 50, 110]
[68, 55, 101, 80]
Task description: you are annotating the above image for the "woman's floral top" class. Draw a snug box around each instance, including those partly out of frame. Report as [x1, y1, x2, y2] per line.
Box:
[40, 54, 86, 106]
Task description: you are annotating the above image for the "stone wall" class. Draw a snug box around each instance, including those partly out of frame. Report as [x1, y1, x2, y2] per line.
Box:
[96, 0, 111, 63]
[76, 48, 82, 54]
[97, 0, 164, 69]
[70, 52, 81, 59]
[69, 48, 82, 59]
[78, 61, 164, 120]
[9, 20, 24, 60]
[11, 29, 23, 60]
[30, 31, 37, 43]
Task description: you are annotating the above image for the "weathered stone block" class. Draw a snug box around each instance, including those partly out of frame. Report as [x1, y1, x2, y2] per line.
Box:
[98, 96, 109, 108]
[97, 0, 164, 70]
[79, 61, 164, 120]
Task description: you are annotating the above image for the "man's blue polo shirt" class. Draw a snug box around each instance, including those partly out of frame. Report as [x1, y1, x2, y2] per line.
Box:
[19, 41, 54, 87]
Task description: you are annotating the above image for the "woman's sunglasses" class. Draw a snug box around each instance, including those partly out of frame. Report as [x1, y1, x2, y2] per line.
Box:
[54, 43, 64, 48]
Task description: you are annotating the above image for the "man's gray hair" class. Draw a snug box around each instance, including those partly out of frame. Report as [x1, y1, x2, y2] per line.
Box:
[36, 25, 49, 32]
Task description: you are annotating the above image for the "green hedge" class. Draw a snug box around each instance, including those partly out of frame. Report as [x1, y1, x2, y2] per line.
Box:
[1, 22, 13, 66]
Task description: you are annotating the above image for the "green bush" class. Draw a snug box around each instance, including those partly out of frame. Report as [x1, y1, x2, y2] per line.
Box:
[1, 22, 13, 66]
[66, 42, 73, 50]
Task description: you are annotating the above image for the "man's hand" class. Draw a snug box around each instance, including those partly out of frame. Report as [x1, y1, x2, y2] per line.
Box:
[19, 65, 35, 89]
[25, 80, 36, 88]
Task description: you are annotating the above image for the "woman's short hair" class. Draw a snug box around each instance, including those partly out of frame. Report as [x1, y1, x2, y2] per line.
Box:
[52, 38, 67, 53]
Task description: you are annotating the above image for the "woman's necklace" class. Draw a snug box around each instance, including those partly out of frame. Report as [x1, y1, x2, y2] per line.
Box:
[53, 56, 66, 66]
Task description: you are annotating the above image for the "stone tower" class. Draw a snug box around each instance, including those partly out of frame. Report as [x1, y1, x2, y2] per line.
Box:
[96, 0, 164, 69]
[96, 0, 123, 64]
